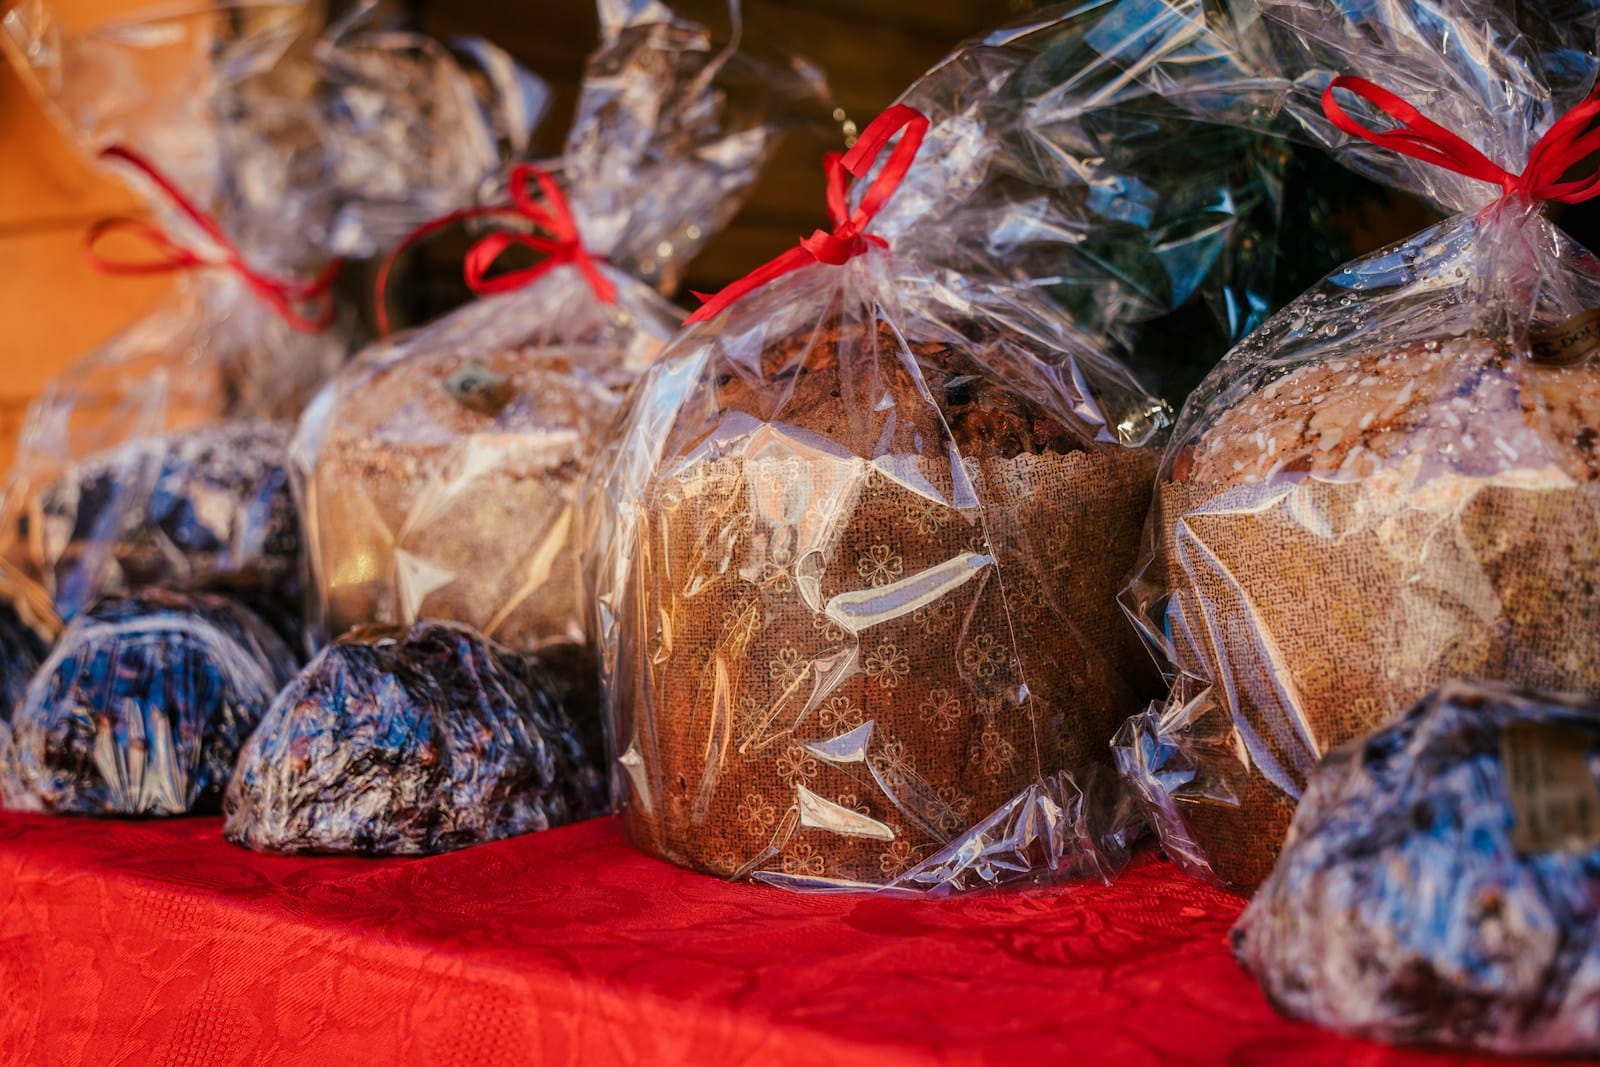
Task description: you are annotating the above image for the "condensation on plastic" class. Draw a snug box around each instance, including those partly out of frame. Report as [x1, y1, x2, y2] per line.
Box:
[585, 3, 1310, 894]
[293, 0, 823, 659]
[1234, 681, 1600, 1055]
[223, 619, 609, 856]
[1115, 0, 1600, 890]
[0, 589, 298, 817]
[0, 0, 545, 630]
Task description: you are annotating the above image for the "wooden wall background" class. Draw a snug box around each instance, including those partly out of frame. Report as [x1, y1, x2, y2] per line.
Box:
[0, 0, 1026, 468]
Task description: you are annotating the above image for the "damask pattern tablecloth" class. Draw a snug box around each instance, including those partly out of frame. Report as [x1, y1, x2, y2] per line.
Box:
[0, 812, 1549, 1065]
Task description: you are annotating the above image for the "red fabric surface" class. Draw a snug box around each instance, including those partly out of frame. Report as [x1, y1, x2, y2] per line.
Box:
[0, 812, 1566, 1067]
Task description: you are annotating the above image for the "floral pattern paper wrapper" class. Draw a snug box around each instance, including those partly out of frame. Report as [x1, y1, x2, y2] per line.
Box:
[1234, 681, 1600, 1056]
[1115, 0, 1600, 889]
[0, 0, 544, 628]
[294, 0, 824, 660]
[587, 2, 1309, 893]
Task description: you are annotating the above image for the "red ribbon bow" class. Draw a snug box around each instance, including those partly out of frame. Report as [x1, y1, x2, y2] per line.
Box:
[86, 146, 342, 333]
[684, 104, 931, 326]
[375, 162, 615, 336]
[1322, 75, 1600, 204]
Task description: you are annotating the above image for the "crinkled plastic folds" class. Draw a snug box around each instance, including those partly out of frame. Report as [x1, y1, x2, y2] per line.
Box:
[1114, 0, 1600, 889]
[588, 3, 1306, 894]
[0, 590, 298, 816]
[0, 0, 545, 627]
[1235, 681, 1600, 1056]
[294, 0, 822, 659]
[224, 620, 608, 856]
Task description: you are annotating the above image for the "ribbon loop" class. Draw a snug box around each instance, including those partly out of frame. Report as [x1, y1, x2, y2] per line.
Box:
[685, 104, 929, 325]
[87, 146, 342, 333]
[1322, 75, 1600, 205]
[374, 162, 614, 336]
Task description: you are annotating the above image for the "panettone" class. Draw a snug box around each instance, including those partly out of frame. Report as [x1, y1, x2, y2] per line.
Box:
[1138, 335, 1600, 888]
[224, 620, 608, 855]
[1, 589, 297, 816]
[1234, 682, 1600, 1055]
[16, 421, 300, 625]
[616, 316, 1160, 885]
[306, 346, 627, 653]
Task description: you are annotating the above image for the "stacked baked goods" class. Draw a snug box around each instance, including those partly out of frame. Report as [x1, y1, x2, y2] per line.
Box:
[613, 313, 1160, 884]
[1235, 681, 1600, 1055]
[295, 0, 815, 656]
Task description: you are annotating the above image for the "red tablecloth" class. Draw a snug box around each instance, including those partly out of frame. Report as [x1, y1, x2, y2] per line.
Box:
[0, 812, 1568, 1066]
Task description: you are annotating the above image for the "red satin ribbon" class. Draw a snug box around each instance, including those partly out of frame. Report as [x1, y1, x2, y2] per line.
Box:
[684, 104, 931, 326]
[86, 146, 342, 333]
[1322, 75, 1600, 204]
[374, 162, 615, 336]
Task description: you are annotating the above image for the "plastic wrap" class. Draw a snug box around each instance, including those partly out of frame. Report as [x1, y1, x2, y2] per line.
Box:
[1116, 0, 1600, 889]
[0, 0, 544, 628]
[587, 1, 1308, 894]
[0, 590, 297, 816]
[0, 602, 49, 718]
[1235, 681, 1600, 1055]
[224, 620, 607, 855]
[293, 0, 823, 659]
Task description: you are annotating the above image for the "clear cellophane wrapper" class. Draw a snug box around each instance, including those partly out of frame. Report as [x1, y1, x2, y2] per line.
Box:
[0, 0, 544, 630]
[293, 0, 824, 660]
[587, 2, 1311, 893]
[1235, 681, 1600, 1055]
[1115, 0, 1600, 889]
[0, 589, 298, 816]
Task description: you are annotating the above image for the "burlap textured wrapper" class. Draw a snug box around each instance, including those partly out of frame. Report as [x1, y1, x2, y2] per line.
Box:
[308, 346, 622, 652]
[616, 324, 1159, 886]
[1121, 339, 1600, 888]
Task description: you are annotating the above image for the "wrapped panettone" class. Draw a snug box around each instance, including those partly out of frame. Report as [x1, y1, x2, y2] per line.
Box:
[591, 0, 1316, 891]
[1117, 0, 1600, 888]
[16, 421, 301, 634]
[0, 590, 297, 816]
[224, 620, 607, 856]
[296, 0, 821, 654]
[1235, 681, 1600, 1055]
[0, 0, 546, 625]
[612, 308, 1159, 887]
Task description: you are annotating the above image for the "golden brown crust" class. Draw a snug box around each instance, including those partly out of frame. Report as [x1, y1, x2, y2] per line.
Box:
[1180, 338, 1600, 487]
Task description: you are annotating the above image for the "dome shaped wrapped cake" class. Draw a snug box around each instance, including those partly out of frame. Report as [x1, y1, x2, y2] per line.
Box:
[225, 620, 607, 855]
[1235, 682, 1600, 1055]
[1, 589, 297, 816]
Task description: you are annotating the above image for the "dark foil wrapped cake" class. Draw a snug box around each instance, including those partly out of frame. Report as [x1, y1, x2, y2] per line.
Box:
[0, 589, 297, 816]
[1234, 681, 1600, 1055]
[0, 600, 48, 715]
[223, 620, 608, 856]
[20, 421, 302, 631]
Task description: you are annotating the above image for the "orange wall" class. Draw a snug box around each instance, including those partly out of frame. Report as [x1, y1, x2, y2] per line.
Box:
[0, 0, 173, 468]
